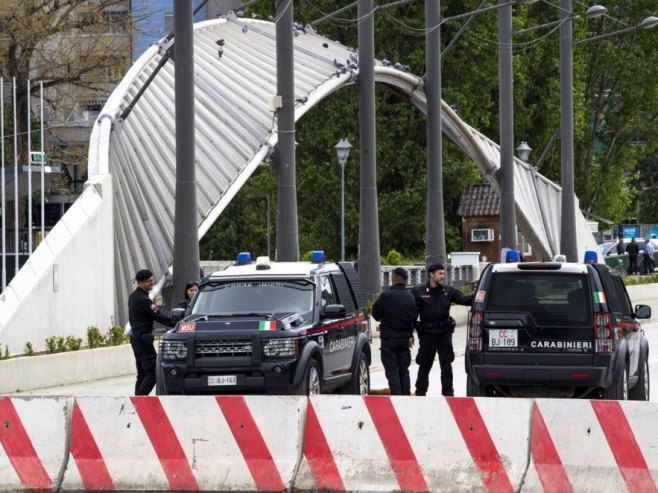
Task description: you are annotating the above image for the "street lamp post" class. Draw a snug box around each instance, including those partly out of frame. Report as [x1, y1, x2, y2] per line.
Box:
[335, 139, 352, 261]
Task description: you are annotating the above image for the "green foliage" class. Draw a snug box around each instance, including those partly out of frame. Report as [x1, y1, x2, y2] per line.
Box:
[1, 345, 9, 360]
[300, 250, 313, 261]
[87, 326, 105, 349]
[24, 342, 34, 356]
[384, 249, 403, 266]
[65, 336, 82, 352]
[106, 324, 128, 347]
[622, 273, 658, 286]
[45, 336, 66, 354]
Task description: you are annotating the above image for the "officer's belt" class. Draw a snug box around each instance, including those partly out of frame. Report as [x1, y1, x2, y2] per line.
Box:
[419, 320, 451, 330]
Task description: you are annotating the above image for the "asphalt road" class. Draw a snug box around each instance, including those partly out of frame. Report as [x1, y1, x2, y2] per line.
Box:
[15, 321, 658, 400]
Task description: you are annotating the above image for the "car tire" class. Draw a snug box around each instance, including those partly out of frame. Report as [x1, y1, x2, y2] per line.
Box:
[603, 364, 628, 400]
[628, 355, 650, 401]
[466, 375, 484, 397]
[340, 350, 370, 395]
[294, 359, 321, 396]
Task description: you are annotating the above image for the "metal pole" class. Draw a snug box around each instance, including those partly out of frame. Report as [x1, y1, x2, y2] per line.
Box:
[498, 0, 516, 259]
[266, 194, 271, 258]
[274, 0, 299, 261]
[40, 81, 44, 240]
[1, 78, 5, 289]
[425, 0, 446, 266]
[358, 0, 381, 299]
[560, 0, 577, 261]
[340, 159, 345, 261]
[13, 78, 18, 271]
[172, 0, 200, 305]
[27, 80, 32, 254]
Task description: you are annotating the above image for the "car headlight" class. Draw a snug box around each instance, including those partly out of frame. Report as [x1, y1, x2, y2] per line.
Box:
[263, 338, 299, 358]
[161, 340, 188, 360]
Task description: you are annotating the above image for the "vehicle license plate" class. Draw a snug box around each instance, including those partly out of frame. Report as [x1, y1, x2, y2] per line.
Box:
[489, 329, 518, 348]
[208, 375, 237, 386]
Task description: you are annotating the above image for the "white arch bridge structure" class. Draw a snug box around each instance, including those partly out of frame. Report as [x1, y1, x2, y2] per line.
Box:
[0, 16, 596, 353]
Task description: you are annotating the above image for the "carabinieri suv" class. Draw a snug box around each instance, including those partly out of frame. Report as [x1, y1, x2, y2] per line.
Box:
[465, 259, 651, 399]
[156, 251, 371, 395]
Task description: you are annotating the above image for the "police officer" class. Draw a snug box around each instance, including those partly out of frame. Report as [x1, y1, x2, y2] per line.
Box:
[413, 263, 474, 396]
[372, 267, 418, 395]
[128, 269, 175, 395]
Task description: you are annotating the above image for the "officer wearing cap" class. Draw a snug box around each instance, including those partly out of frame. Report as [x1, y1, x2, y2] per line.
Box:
[128, 269, 176, 395]
[372, 267, 418, 395]
[413, 263, 474, 396]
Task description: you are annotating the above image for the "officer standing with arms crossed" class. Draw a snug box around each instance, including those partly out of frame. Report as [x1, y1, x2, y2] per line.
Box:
[128, 269, 176, 395]
[413, 263, 474, 396]
[372, 267, 418, 395]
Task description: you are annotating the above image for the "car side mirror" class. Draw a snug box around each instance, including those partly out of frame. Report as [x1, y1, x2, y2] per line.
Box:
[634, 304, 651, 320]
[322, 304, 346, 319]
[171, 307, 186, 322]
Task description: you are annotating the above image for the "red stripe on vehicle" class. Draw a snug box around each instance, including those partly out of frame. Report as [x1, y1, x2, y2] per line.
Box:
[70, 402, 114, 491]
[530, 403, 573, 493]
[130, 397, 199, 491]
[303, 400, 345, 491]
[304, 315, 366, 335]
[0, 398, 52, 489]
[591, 401, 658, 493]
[364, 396, 428, 492]
[216, 396, 286, 492]
[447, 398, 514, 493]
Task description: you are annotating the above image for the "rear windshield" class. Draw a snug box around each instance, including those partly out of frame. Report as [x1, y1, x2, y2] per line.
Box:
[486, 273, 591, 327]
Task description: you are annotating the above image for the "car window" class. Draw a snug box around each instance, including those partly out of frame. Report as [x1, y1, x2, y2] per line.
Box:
[320, 275, 337, 308]
[611, 276, 633, 316]
[192, 280, 315, 318]
[486, 273, 591, 326]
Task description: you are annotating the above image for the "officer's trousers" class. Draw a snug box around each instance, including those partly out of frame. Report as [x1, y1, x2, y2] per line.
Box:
[415, 331, 455, 396]
[130, 332, 157, 396]
[381, 346, 411, 395]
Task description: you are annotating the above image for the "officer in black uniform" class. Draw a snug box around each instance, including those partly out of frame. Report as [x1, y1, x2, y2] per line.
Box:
[128, 269, 175, 395]
[413, 263, 474, 396]
[372, 267, 418, 395]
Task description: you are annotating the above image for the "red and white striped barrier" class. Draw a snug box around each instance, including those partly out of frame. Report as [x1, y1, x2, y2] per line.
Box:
[295, 395, 533, 492]
[524, 400, 658, 493]
[0, 396, 69, 491]
[61, 395, 304, 491]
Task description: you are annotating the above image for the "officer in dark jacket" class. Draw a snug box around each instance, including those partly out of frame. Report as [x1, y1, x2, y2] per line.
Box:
[372, 267, 418, 395]
[413, 263, 474, 396]
[128, 269, 176, 395]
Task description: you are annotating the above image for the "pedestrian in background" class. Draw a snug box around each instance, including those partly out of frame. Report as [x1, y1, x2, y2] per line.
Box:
[626, 238, 640, 275]
[128, 269, 175, 395]
[372, 267, 417, 395]
[615, 237, 625, 255]
[178, 281, 199, 310]
[643, 239, 655, 275]
[413, 263, 474, 396]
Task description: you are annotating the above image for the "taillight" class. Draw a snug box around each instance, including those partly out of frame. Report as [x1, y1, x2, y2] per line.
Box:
[468, 311, 483, 351]
[594, 312, 613, 353]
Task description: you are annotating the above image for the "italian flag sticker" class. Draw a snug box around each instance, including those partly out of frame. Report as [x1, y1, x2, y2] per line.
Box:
[259, 321, 276, 331]
[593, 291, 606, 304]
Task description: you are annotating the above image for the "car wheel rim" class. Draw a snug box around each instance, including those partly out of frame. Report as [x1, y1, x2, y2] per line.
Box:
[358, 360, 369, 395]
[308, 367, 320, 395]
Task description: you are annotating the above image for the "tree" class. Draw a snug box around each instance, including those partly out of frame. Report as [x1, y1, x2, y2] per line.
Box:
[0, 0, 132, 171]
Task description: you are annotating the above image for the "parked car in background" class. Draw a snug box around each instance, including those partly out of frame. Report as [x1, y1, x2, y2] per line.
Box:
[598, 238, 658, 274]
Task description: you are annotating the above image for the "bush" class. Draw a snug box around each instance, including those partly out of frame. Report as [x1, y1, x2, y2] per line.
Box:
[65, 336, 82, 352]
[87, 326, 105, 348]
[106, 324, 128, 346]
[1, 345, 9, 360]
[384, 249, 403, 266]
[24, 342, 34, 356]
[45, 336, 66, 353]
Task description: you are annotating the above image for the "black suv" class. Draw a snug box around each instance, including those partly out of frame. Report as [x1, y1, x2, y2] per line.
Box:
[465, 260, 651, 399]
[156, 252, 371, 395]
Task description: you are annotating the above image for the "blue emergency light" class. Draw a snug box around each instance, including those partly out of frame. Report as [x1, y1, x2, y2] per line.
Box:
[236, 252, 252, 265]
[310, 250, 326, 263]
[505, 249, 520, 263]
[584, 250, 598, 264]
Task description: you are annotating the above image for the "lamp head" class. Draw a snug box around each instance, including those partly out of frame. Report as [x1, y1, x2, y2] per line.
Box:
[640, 16, 658, 29]
[335, 138, 352, 164]
[584, 5, 607, 18]
[516, 141, 532, 163]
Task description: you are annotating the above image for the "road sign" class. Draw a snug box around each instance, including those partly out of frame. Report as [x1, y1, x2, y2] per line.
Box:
[29, 151, 47, 166]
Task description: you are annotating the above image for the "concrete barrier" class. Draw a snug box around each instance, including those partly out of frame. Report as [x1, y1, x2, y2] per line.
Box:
[523, 399, 658, 493]
[0, 396, 69, 491]
[61, 395, 304, 491]
[295, 395, 532, 492]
